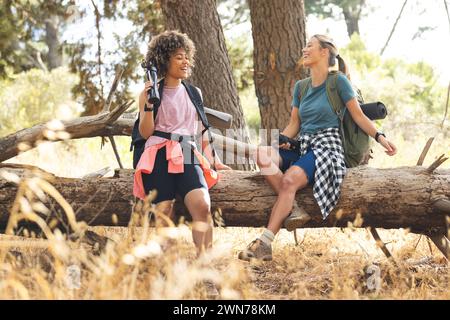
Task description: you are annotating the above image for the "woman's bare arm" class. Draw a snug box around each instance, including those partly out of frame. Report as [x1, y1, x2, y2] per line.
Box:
[346, 97, 397, 156]
[281, 107, 301, 138]
[138, 81, 155, 139]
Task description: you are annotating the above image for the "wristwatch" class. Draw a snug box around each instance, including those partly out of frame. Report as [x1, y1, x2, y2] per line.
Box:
[144, 104, 154, 112]
[374, 131, 386, 142]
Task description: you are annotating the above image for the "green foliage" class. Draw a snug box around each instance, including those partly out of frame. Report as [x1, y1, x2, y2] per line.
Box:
[0, 1, 35, 77]
[68, 0, 164, 116]
[0, 0, 75, 77]
[0, 67, 79, 136]
[239, 87, 260, 132]
[304, 0, 368, 36]
[1, 0, 164, 116]
[226, 35, 254, 91]
[304, 0, 367, 18]
[217, 0, 249, 31]
[340, 34, 381, 72]
[340, 35, 447, 143]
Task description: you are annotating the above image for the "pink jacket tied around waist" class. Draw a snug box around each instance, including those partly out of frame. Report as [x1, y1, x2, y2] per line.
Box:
[133, 139, 218, 200]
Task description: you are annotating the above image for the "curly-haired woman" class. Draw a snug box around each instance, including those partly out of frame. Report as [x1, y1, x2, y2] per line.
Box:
[133, 30, 230, 256]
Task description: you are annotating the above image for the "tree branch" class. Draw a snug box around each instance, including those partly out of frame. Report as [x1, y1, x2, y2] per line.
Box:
[380, 0, 408, 56]
[0, 100, 133, 163]
[416, 137, 434, 166]
[426, 154, 449, 173]
[441, 81, 450, 129]
[90, 0, 104, 100]
[102, 66, 124, 113]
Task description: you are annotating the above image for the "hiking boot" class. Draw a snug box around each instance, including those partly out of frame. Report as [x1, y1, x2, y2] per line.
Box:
[284, 205, 311, 231]
[237, 239, 272, 261]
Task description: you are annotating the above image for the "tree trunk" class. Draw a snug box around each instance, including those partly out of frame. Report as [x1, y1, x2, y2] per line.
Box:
[0, 166, 448, 236]
[160, 0, 252, 169]
[248, 0, 307, 136]
[342, 8, 360, 37]
[45, 15, 62, 70]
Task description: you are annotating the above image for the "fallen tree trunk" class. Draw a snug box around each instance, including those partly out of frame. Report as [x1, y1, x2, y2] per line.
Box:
[0, 165, 449, 235]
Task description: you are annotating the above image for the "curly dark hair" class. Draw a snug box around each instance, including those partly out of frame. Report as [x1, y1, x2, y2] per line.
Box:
[144, 30, 196, 78]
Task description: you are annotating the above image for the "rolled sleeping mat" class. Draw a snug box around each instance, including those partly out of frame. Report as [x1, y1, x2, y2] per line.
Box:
[204, 106, 233, 129]
[360, 101, 387, 120]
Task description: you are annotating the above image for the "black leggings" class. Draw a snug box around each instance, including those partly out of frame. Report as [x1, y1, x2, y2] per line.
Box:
[141, 147, 208, 204]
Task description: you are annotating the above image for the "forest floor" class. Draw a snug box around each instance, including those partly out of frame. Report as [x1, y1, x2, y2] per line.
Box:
[1, 226, 448, 299]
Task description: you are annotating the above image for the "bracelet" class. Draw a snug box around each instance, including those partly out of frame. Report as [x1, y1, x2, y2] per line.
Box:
[374, 131, 386, 142]
[144, 104, 154, 112]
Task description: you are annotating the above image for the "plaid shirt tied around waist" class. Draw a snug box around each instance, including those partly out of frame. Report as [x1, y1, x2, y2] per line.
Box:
[298, 127, 346, 219]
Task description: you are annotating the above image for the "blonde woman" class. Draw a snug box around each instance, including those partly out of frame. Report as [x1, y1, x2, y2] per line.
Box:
[238, 35, 397, 261]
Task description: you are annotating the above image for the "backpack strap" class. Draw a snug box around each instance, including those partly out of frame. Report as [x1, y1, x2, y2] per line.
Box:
[182, 81, 210, 129]
[298, 78, 311, 103]
[325, 71, 345, 120]
[182, 81, 218, 169]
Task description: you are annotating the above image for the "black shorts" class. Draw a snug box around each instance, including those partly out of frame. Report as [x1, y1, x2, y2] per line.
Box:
[141, 146, 208, 203]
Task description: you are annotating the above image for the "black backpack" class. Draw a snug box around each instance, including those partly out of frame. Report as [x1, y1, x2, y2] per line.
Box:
[130, 78, 213, 169]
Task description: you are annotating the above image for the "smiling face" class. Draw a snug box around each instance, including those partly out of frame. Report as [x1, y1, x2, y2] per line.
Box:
[302, 37, 328, 68]
[166, 48, 191, 80]
[145, 30, 196, 79]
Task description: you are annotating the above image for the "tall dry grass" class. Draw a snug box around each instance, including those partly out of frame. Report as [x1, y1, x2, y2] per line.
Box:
[1, 224, 449, 299]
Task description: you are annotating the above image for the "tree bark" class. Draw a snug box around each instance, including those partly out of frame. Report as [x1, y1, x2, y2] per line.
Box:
[0, 166, 448, 235]
[45, 15, 62, 70]
[160, 0, 252, 169]
[342, 7, 360, 37]
[248, 0, 307, 134]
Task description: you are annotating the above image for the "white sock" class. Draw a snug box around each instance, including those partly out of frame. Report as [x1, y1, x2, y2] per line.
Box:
[259, 228, 275, 246]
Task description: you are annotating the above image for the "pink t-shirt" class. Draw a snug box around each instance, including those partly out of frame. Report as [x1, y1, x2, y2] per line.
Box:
[144, 84, 202, 149]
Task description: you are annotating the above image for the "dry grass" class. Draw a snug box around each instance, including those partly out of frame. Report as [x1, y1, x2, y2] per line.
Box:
[0, 224, 448, 300]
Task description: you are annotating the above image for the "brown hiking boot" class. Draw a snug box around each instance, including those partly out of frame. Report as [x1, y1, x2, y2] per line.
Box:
[237, 239, 272, 261]
[284, 205, 311, 231]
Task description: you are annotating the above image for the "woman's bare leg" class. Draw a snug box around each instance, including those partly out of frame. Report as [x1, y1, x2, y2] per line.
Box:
[266, 166, 308, 235]
[256, 146, 284, 193]
[184, 188, 212, 256]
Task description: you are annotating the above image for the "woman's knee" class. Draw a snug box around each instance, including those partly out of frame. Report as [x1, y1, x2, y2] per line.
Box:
[185, 190, 211, 219]
[279, 170, 307, 193]
[191, 199, 211, 220]
[197, 199, 211, 214]
[279, 175, 297, 193]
